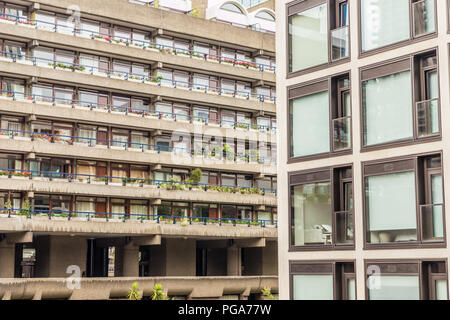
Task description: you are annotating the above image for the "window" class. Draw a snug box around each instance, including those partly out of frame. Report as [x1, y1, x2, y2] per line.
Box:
[289, 73, 351, 160]
[288, 0, 350, 74]
[290, 166, 354, 249]
[362, 51, 440, 148]
[291, 261, 355, 300]
[360, 0, 436, 53]
[221, 3, 244, 14]
[256, 11, 275, 21]
[366, 260, 447, 300]
[363, 154, 445, 247]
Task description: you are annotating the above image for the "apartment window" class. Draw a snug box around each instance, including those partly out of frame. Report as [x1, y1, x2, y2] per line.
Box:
[289, 73, 351, 160]
[364, 154, 445, 247]
[2, 41, 26, 61]
[0, 153, 22, 170]
[0, 116, 23, 136]
[290, 166, 354, 250]
[360, 0, 436, 53]
[0, 191, 22, 213]
[362, 51, 440, 148]
[0, 78, 25, 99]
[288, 0, 350, 74]
[366, 260, 447, 300]
[291, 261, 355, 300]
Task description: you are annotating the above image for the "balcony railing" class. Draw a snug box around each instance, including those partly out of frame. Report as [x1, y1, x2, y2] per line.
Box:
[0, 168, 277, 195]
[0, 207, 277, 227]
[0, 12, 276, 73]
[331, 26, 349, 61]
[0, 128, 277, 165]
[0, 89, 277, 133]
[0, 50, 276, 104]
[416, 98, 440, 138]
[332, 116, 351, 151]
[420, 203, 444, 242]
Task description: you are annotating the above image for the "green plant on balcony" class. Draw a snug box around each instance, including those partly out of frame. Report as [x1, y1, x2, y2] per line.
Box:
[19, 199, 31, 216]
[261, 287, 275, 300]
[122, 178, 138, 185]
[250, 124, 259, 130]
[192, 53, 203, 59]
[149, 75, 163, 83]
[189, 168, 202, 185]
[190, 6, 200, 18]
[208, 146, 219, 157]
[151, 283, 171, 300]
[127, 282, 142, 300]
[235, 123, 249, 130]
[5, 198, 12, 213]
[93, 177, 108, 182]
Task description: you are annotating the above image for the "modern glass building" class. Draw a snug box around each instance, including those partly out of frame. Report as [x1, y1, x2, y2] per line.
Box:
[277, 0, 450, 300]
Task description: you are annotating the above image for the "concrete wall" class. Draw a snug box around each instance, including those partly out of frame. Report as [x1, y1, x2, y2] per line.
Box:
[165, 238, 196, 276]
[0, 241, 16, 278]
[34, 236, 87, 278]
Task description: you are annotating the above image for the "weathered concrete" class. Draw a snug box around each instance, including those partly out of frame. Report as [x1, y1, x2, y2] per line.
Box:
[0, 276, 278, 300]
[32, 0, 275, 52]
[0, 215, 278, 239]
[0, 241, 15, 278]
[0, 136, 276, 175]
[0, 61, 276, 113]
[0, 23, 275, 83]
[0, 177, 277, 206]
[165, 238, 196, 276]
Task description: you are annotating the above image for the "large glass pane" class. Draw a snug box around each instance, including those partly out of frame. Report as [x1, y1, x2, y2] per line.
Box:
[366, 171, 417, 244]
[361, 0, 410, 51]
[413, 0, 435, 37]
[289, 4, 328, 72]
[368, 275, 419, 300]
[290, 91, 330, 157]
[435, 280, 448, 300]
[293, 275, 333, 300]
[363, 71, 413, 146]
[347, 278, 356, 300]
[333, 117, 351, 151]
[422, 174, 444, 241]
[291, 182, 332, 246]
[331, 26, 349, 61]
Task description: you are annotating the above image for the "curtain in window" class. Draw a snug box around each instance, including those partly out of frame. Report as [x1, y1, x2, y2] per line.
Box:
[76, 201, 95, 217]
[363, 71, 413, 146]
[130, 205, 147, 220]
[35, 13, 55, 31]
[293, 275, 333, 300]
[289, 4, 328, 72]
[291, 91, 330, 157]
[79, 21, 100, 38]
[436, 280, 448, 300]
[366, 171, 416, 233]
[33, 48, 54, 67]
[368, 275, 419, 300]
[361, 0, 410, 51]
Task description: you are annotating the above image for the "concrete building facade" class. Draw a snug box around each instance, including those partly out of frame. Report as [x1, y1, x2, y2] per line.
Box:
[277, 0, 450, 300]
[0, 0, 277, 300]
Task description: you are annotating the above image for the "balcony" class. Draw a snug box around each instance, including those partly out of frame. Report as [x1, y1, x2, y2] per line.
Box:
[0, 12, 276, 74]
[0, 276, 278, 300]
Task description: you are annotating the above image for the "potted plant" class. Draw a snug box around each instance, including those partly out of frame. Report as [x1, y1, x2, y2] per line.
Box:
[126, 282, 142, 300]
[151, 283, 171, 300]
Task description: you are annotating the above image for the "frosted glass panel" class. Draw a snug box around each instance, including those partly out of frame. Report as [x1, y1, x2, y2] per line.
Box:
[361, 0, 410, 51]
[436, 280, 448, 300]
[369, 275, 419, 300]
[363, 71, 413, 146]
[347, 278, 356, 300]
[290, 91, 330, 157]
[366, 171, 417, 243]
[293, 275, 333, 300]
[431, 174, 444, 238]
[289, 4, 328, 72]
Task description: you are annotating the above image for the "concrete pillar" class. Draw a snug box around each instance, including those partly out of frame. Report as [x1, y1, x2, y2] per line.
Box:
[226, 247, 241, 276]
[122, 243, 139, 277]
[165, 238, 196, 276]
[0, 241, 16, 278]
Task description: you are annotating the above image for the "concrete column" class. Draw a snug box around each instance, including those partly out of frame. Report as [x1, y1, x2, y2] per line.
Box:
[0, 241, 16, 278]
[261, 241, 278, 276]
[122, 244, 139, 277]
[226, 247, 241, 276]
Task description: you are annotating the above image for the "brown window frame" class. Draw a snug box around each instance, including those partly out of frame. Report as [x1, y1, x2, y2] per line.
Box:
[364, 259, 448, 300]
[288, 165, 354, 252]
[289, 260, 356, 300]
[287, 72, 352, 163]
[362, 152, 446, 249]
[358, 0, 438, 58]
[360, 49, 441, 152]
[286, 0, 351, 78]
